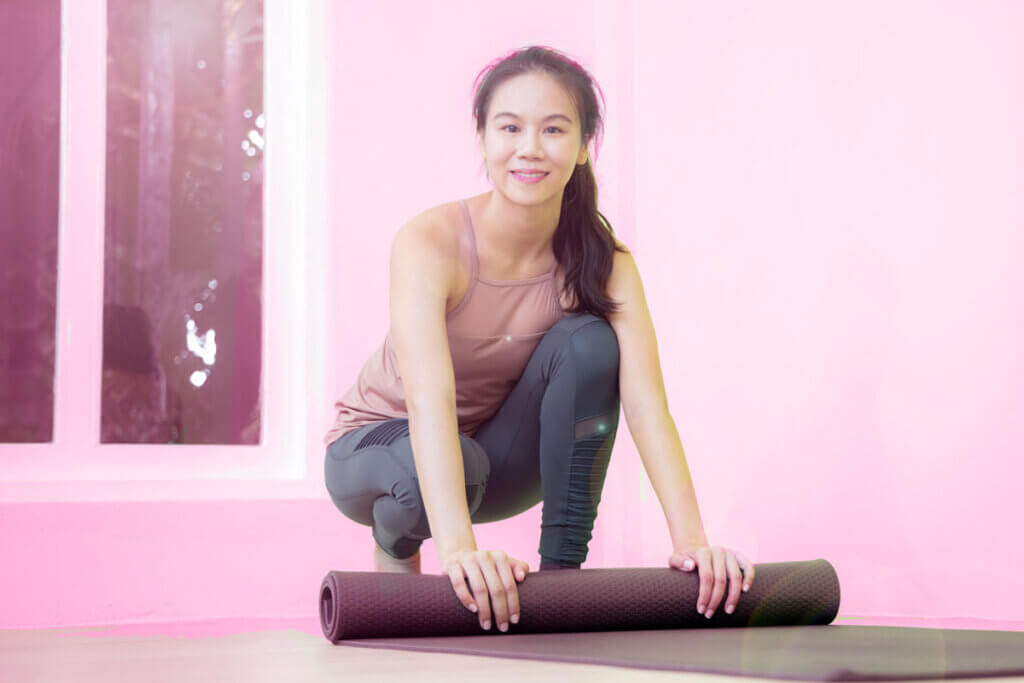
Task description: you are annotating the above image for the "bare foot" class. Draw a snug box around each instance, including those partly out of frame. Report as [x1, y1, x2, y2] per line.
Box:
[374, 541, 422, 574]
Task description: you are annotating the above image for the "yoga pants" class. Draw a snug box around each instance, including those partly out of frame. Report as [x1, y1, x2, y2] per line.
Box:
[324, 312, 621, 568]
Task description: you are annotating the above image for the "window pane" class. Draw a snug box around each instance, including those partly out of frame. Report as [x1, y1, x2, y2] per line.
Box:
[103, 0, 264, 444]
[0, 1, 61, 443]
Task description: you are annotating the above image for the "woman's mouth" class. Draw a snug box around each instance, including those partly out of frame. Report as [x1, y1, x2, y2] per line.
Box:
[511, 171, 549, 184]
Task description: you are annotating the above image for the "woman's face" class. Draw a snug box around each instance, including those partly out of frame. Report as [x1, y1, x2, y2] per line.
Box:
[480, 72, 589, 204]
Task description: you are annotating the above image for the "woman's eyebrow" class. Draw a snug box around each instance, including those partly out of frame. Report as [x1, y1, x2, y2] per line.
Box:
[494, 112, 573, 124]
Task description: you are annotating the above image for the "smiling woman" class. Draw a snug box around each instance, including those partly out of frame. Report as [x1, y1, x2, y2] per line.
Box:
[324, 46, 636, 632]
[325, 41, 752, 639]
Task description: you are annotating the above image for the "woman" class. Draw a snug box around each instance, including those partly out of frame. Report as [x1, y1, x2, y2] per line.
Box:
[324, 45, 755, 634]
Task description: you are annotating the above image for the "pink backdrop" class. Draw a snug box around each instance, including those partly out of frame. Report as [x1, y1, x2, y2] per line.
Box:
[2, 0, 1022, 629]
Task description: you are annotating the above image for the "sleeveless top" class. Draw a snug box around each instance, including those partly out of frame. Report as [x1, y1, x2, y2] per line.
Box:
[323, 199, 571, 447]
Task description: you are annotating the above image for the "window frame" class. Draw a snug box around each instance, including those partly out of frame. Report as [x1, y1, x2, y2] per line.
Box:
[0, 0, 329, 502]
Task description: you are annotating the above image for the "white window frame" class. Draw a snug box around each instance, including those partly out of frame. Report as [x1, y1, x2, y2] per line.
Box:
[0, 0, 329, 502]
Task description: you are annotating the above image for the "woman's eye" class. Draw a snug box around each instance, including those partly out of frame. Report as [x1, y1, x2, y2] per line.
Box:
[501, 125, 563, 134]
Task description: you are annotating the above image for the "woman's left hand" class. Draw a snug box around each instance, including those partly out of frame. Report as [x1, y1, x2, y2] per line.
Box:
[669, 543, 755, 618]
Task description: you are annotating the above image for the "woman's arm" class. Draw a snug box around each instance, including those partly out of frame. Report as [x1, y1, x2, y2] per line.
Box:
[390, 217, 477, 561]
[604, 246, 709, 547]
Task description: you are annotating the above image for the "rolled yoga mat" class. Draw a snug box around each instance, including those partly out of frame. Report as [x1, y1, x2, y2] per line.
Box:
[320, 558, 840, 641]
[320, 559, 1024, 680]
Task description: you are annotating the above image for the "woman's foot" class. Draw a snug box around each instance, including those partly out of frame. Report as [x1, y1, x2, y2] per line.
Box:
[373, 541, 422, 574]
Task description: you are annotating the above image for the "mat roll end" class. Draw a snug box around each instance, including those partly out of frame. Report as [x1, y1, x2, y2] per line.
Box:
[319, 572, 343, 643]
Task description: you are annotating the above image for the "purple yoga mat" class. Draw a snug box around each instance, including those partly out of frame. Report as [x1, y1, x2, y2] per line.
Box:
[319, 558, 840, 642]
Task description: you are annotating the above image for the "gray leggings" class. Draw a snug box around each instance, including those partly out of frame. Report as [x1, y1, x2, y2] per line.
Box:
[324, 312, 621, 567]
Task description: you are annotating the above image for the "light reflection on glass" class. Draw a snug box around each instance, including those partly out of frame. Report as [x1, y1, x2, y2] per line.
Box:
[185, 318, 216, 365]
[102, 0, 263, 444]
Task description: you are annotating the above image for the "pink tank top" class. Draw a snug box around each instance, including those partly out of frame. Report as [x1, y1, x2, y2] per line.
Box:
[324, 199, 571, 447]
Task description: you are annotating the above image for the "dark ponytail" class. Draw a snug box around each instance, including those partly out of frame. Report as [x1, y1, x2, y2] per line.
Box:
[472, 45, 629, 319]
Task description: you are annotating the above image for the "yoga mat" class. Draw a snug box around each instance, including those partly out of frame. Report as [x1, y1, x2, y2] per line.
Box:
[333, 624, 1024, 680]
[320, 559, 1024, 680]
[320, 559, 840, 641]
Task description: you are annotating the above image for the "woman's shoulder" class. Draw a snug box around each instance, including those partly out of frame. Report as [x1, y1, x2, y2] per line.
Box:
[409, 198, 468, 258]
[392, 200, 465, 297]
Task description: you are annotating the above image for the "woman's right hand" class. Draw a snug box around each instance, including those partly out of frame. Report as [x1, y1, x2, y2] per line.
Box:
[442, 550, 529, 632]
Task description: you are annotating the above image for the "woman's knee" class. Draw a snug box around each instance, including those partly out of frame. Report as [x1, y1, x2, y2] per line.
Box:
[324, 423, 492, 543]
[547, 314, 620, 439]
[552, 313, 620, 376]
[327, 489, 376, 526]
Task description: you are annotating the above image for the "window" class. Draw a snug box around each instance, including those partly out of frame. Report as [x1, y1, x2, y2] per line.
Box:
[0, 0, 328, 502]
[0, 0, 62, 444]
[103, 0, 264, 445]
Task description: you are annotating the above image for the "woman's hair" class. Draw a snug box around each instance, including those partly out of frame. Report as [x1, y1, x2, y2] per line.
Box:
[471, 45, 629, 319]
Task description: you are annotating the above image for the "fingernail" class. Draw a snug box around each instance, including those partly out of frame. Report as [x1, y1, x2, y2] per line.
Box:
[697, 604, 705, 614]
[499, 622, 508, 632]
[469, 604, 478, 613]
[483, 620, 490, 630]
[726, 604, 734, 614]
[706, 609, 714, 618]
[743, 584, 750, 592]
[511, 614, 519, 624]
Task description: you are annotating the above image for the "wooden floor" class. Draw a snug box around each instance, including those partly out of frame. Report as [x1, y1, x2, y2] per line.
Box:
[2, 616, 1023, 683]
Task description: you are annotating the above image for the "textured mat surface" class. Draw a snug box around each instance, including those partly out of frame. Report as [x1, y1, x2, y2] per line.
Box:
[320, 559, 840, 641]
[319, 559, 1024, 680]
[337, 624, 1024, 681]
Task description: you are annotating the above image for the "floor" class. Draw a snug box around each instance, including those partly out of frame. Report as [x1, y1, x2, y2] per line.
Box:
[2, 615, 1023, 683]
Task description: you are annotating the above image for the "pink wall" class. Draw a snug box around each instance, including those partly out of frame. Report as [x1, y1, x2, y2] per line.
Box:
[3, 0, 1022, 629]
[629, 0, 1024, 618]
